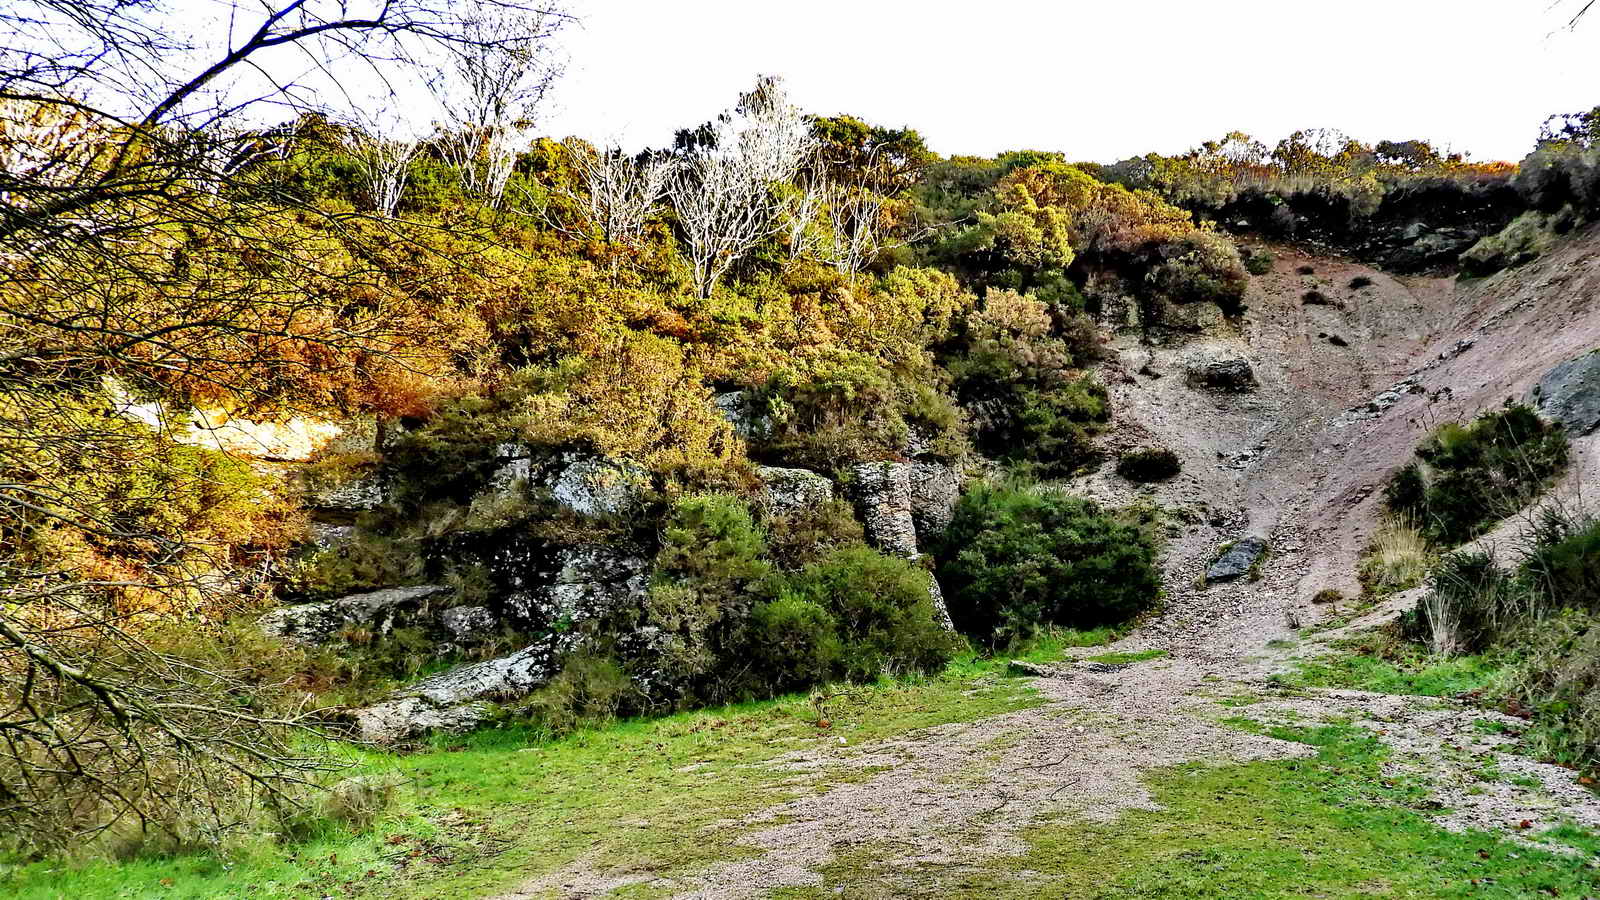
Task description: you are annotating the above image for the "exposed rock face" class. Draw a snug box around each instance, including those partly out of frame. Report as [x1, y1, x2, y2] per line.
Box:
[755, 465, 833, 516]
[352, 644, 563, 743]
[486, 442, 534, 495]
[1186, 357, 1257, 393]
[848, 461, 965, 555]
[305, 473, 385, 510]
[258, 585, 451, 646]
[907, 462, 962, 541]
[439, 605, 499, 643]
[712, 390, 771, 440]
[1532, 349, 1600, 435]
[1205, 537, 1269, 583]
[352, 544, 649, 742]
[533, 544, 648, 625]
[308, 523, 355, 551]
[925, 574, 955, 632]
[847, 462, 919, 558]
[549, 455, 649, 518]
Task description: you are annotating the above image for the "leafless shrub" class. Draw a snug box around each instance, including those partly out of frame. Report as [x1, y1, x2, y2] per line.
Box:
[431, 0, 568, 206]
[561, 139, 675, 247]
[668, 76, 814, 298]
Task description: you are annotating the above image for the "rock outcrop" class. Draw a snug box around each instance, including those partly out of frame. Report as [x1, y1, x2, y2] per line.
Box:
[439, 605, 499, 643]
[258, 585, 452, 646]
[1532, 349, 1600, 435]
[846, 462, 919, 558]
[305, 472, 386, 510]
[549, 455, 649, 518]
[506, 543, 649, 629]
[907, 462, 961, 541]
[352, 544, 649, 742]
[755, 465, 833, 516]
[712, 390, 771, 440]
[1205, 537, 1269, 583]
[847, 461, 965, 556]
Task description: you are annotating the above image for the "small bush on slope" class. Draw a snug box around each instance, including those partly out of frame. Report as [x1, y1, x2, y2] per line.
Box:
[1357, 515, 1432, 595]
[947, 289, 1109, 476]
[1116, 447, 1182, 483]
[1383, 404, 1568, 545]
[933, 481, 1159, 647]
[1396, 512, 1600, 768]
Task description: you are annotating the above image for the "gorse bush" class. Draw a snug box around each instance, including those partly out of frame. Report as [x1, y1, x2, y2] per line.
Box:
[781, 547, 957, 683]
[620, 494, 955, 713]
[948, 289, 1109, 476]
[934, 480, 1160, 647]
[1383, 404, 1568, 545]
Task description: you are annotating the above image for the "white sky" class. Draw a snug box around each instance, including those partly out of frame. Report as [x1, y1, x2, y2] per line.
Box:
[540, 0, 1600, 163]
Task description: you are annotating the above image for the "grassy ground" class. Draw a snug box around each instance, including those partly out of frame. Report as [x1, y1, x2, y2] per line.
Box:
[9, 626, 1595, 900]
[1289, 632, 1502, 698]
[0, 646, 1073, 900]
[776, 723, 1600, 899]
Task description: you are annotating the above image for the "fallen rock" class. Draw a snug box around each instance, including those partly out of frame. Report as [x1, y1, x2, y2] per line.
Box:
[1206, 537, 1270, 583]
[755, 465, 833, 516]
[258, 585, 451, 646]
[1008, 659, 1067, 678]
[352, 643, 563, 742]
[1532, 349, 1600, 435]
[1186, 357, 1257, 392]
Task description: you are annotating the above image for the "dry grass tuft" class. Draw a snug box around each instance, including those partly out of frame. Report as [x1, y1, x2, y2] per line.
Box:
[1359, 516, 1432, 594]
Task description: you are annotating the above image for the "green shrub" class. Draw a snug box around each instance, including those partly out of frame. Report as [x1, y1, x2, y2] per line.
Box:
[782, 546, 957, 682]
[1521, 512, 1600, 612]
[637, 494, 774, 704]
[745, 596, 843, 694]
[1349, 275, 1374, 289]
[948, 289, 1110, 476]
[1498, 608, 1600, 770]
[518, 650, 641, 736]
[1460, 210, 1565, 276]
[763, 498, 867, 571]
[1384, 405, 1569, 545]
[1415, 552, 1521, 656]
[1116, 447, 1181, 483]
[934, 481, 1160, 647]
[1244, 248, 1275, 275]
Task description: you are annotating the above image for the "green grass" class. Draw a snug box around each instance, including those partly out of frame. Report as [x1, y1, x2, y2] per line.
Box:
[0, 657, 1045, 900]
[1083, 649, 1168, 665]
[776, 723, 1600, 898]
[1291, 634, 1502, 698]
